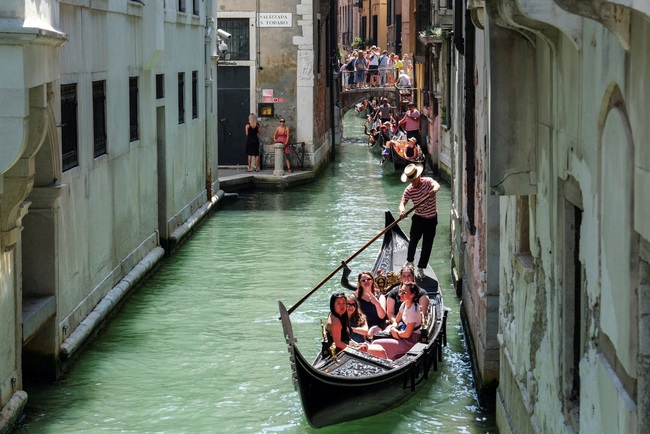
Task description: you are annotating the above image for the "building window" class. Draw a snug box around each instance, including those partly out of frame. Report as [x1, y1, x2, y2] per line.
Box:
[192, 70, 198, 119]
[178, 0, 186, 13]
[562, 197, 583, 431]
[371, 15, 378, 46]
[61, 83, 78, 171]
[129, 76, 139, 141]
[192, 0, 199, 16]
[178, 72, 185, 124]
[516, 196, 531, 255]
[217, 18, 250, 60]
[156, 74, 164, 99]
[92, 80, 107, 158]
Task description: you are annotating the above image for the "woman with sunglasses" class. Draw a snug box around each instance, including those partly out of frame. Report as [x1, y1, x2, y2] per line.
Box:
[372, 282, 422, 360]
[273, 117, 292, 172]
[346, 295, 368, 343]
[340, 265, 388, 338]
[326, 293, 387, 358]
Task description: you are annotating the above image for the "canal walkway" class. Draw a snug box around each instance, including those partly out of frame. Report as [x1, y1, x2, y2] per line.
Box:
[217, 165, 315, 191]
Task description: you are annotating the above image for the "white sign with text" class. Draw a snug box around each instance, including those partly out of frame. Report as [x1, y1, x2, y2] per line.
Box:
[257, 13, 292, 28]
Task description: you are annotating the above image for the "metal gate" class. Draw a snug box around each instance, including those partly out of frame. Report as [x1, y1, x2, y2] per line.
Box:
[217, 66, 250, 165]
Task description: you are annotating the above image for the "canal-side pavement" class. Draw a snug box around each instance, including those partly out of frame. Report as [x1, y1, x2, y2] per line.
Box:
[217, 165, 315, 191]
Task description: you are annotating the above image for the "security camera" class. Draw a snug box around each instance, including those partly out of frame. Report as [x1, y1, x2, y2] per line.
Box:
[218, 40, 229, 56]
[216, 29, 231, 40]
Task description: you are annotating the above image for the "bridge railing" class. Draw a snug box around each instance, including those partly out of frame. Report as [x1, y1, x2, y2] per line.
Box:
[340, 65, 401, 90]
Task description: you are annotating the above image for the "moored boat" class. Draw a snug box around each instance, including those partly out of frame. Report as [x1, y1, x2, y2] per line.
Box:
[278, 211, 448, 428]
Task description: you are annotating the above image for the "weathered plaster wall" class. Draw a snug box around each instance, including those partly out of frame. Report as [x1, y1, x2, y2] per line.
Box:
[492, 4, 649, 434]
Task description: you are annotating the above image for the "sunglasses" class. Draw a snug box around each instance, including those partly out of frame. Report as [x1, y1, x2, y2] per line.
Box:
[346, 303, 356, 307]
[280, 120, 285, 122]
[399, 290, 409, 295]
[360, 278, 372, 283]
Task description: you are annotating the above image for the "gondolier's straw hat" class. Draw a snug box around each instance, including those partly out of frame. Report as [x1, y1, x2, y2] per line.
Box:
[401, 163, 424, 182]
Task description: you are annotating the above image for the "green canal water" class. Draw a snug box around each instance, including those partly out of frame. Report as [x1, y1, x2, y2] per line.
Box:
[19, 112, 496, 433]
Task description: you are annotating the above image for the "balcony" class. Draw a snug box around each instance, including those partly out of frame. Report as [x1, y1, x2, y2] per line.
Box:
[418, 26, 445, 45]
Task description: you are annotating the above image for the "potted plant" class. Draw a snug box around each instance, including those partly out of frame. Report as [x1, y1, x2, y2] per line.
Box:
[351, 37, 364, 49]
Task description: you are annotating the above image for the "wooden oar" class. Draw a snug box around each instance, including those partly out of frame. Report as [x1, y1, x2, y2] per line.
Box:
[286, 201, 424, 315]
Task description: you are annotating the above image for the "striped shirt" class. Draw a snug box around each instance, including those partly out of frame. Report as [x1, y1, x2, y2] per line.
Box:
[402, 177, 438, 218]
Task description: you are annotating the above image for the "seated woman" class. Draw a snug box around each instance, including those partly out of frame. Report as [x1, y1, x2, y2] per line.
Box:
[341, 263, 388, 338]
[326, 292, 387, 358]
[346, 295, 368, 343]
[373, 282, 422, 360]
[405, 137, 420, 160]
[385, 266, 430, 324]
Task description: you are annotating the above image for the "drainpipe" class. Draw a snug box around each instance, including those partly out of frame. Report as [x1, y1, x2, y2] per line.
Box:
[257, 0, 261, 70]
[205, 2, 214, 200]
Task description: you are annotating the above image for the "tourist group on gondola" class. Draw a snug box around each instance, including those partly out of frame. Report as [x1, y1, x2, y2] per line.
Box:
[279, 160, 447, 428]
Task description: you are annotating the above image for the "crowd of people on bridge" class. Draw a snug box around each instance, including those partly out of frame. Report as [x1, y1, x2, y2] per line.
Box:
[340, 46, 413, 91]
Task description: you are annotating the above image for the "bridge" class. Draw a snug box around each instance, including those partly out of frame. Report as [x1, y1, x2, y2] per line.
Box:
[339, 86, 414, 116]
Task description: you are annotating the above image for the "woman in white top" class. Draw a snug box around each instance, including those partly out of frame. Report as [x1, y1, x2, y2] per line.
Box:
[372, 282, 422, 359]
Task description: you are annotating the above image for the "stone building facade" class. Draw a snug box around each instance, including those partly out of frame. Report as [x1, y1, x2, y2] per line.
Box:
[446, 0, 649, 433]
[216, 0, 336, 174]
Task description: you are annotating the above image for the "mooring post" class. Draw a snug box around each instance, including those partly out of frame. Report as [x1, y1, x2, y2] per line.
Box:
[273, 143, 285, 176]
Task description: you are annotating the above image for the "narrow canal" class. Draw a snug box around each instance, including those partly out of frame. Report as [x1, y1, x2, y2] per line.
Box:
[19, 112, 496, 433]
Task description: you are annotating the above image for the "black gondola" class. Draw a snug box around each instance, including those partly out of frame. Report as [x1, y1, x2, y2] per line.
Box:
[278, 211, 447, 429]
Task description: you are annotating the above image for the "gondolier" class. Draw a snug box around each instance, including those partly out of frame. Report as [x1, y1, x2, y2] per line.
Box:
[398, 163, 441, 279]
[399, 101, 420, 148]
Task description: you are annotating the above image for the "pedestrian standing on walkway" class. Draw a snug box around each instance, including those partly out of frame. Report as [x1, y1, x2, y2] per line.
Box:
[379, 50, 389, 86]
[398, 163, 441, 279]
[354, 51, 367, 88]
[273, 117, 292, 173]
[245, 113, 261, 172]
[368, 46, 380, 87]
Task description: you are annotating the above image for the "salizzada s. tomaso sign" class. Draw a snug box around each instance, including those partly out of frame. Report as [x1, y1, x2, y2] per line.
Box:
[257, 13, 292, 28]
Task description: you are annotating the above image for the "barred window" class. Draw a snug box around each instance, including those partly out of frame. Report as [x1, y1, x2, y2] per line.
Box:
[129, 76, 139, 141]
[178, 72, 185, 124]
[61, 84, 79, 171]
[192, 70, 198, 119]
[93, 80, 107, 157]
[217, 18, 249, 60]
